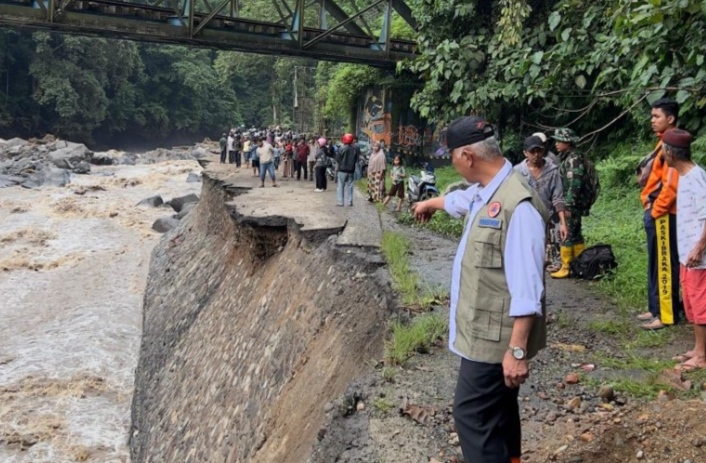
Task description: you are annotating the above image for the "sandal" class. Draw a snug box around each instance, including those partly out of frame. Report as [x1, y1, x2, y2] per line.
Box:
[640, 318, 665, 330]
[675, 361, 705, 372]
[636, 311, 654, 321]
[671, 353, 693, 363]
[546, 264, 561, 273]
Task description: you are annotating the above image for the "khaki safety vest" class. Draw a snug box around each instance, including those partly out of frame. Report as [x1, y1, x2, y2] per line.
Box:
[453, 172, 550, 364]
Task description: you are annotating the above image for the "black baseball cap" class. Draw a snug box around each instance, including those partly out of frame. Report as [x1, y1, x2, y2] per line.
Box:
[445, 116, 495, 151]
[523, 135, 545, 151]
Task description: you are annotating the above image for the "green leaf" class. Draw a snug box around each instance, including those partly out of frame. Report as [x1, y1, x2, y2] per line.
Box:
[561, 28, 572, 42]
[529, 64, 540, 79]
[548, 11, 561, 32]
[646, 90, 666, 105]
[531, 51, 544, 65]
[676, 89, 690, 104]
[575, 74, 587, 89]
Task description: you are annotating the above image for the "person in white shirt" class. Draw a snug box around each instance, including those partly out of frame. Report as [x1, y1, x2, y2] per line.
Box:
[256, 138, 277, 188]
[662, 128, 706, 371]
[412, 116, 548, 463]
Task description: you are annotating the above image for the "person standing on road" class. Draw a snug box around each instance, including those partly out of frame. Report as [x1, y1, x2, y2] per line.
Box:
[515, 135, 568, 271]
[243, 137, 252, 168]
[314, 137, 328, 192]
[283, 139, 294, 178]
[256, 137, 277, 188]
[661, 128, 706, 370]
[308, 137, 317, 182]
[636, 98, 683, 330]
[226, 132, 235, 164]
[353, 136, 363, 181]
[411, 116, 548, 463]
[550, 128, 587, 279]
[250, 140, 260, 177]
[273, 141, 282, 171]
[382, 155, 406, 212]
[295, 137, 310, 181]
[367, 141, 387, 202]
[233, 132, 243, 168]
[336, 133, 359, 207]
[219, 133, 227, 163]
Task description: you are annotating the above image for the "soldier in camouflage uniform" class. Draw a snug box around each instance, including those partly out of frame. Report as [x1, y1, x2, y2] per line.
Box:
[550, 128, 586, 279]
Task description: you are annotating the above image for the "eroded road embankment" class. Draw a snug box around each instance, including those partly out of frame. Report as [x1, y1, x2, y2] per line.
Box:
[130, 162, 395, 463]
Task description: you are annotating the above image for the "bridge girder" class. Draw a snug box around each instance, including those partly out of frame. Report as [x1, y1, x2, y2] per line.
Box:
[0, 0, 416, 66]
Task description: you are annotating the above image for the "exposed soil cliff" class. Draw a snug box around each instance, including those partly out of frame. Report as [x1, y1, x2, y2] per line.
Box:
[130, 173, 393, 463]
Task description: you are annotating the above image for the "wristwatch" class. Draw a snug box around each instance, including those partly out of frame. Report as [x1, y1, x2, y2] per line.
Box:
[508, 346, 527, 360]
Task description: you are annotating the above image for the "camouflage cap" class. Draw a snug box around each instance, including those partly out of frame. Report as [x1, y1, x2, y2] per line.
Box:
[552, 127, 579, 143]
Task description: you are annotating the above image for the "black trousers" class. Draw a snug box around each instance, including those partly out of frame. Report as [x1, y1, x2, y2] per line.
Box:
[315, 165, 327, 190]
[234, 151, 241, 167]
[220, 147, 227, 163]
[644, 210, 682, 324]
[294, 160, 308, 180]
[228, 150, 236, 164]
[454, 358, 521, 463]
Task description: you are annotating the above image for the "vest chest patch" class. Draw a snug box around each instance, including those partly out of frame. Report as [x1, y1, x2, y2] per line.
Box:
[478, 217, 502, 229]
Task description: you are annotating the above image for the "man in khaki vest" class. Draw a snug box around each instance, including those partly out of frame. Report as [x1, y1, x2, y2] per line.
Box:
[413, 116, 548, 463]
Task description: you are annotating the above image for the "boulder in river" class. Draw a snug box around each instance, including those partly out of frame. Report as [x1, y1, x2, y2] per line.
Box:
[20, 166, 71, 189]
[48, 144, 92, 170]
[186, 172, 201, 183]
[169, 194, 199, 213]
[137, 195, 164, 208]
[152, 217, 180, 233]
[0, 174, 24, 188]
[6, 137, 28, 147]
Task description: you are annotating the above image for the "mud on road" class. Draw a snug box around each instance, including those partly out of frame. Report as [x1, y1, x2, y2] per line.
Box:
[312, 206, 706, 463]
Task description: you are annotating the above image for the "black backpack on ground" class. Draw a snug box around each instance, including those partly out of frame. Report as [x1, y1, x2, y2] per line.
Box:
[570, 244, 618, 280]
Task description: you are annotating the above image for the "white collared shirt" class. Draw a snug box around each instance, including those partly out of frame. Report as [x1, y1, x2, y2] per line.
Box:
[444, 160, 546, 361]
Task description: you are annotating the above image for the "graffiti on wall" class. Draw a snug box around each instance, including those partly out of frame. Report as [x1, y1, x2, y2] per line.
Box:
[356, 85, 451, 159]
[396, 125, 423, 147]
[357, 88, 391, 147]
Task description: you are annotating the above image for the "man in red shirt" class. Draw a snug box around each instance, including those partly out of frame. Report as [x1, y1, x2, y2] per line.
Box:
[295, 137, 310, 181]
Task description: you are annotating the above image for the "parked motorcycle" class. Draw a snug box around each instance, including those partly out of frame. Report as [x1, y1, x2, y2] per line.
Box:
[326, 157, 338, 181]
[407, 163, 440, 204]
[359, 152, 370, 178]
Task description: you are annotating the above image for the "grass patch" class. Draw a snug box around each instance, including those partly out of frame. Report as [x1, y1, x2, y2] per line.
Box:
[373, 396, 395, 413]
[380, 231, 445, 308]
[588, 318, 633, 336]
[384, 313, 448, 365]
[583, 184, 647, 313]
[381, 367, 398, 383]
[594, 352, 675, 372]
[626, 327, 676, 349]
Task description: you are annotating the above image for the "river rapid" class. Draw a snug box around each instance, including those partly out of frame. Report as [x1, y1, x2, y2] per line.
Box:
[0, 160, 203, 462]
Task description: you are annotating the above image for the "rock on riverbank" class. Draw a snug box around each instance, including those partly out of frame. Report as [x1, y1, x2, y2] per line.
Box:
[0, 135, 215, 189]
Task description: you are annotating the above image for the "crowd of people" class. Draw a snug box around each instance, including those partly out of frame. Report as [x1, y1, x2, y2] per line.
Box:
[409, 98, 706, 463]
[218, 127, 399, 206]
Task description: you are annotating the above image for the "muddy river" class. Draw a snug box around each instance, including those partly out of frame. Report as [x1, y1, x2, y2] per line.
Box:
[0, 160, 202, 462]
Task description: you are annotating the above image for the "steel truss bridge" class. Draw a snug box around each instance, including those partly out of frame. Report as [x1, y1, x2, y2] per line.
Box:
[0, 0, 417, 66]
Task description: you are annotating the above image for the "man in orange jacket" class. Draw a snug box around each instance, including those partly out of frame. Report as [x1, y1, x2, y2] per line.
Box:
[636, 98, 683, 330]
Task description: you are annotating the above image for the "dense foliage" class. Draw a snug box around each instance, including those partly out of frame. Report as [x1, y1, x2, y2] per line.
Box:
[404, 0, 706, 147]
[0, 30, 315, 145]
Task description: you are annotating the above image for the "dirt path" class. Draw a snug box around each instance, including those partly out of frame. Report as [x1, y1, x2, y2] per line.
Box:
[315, 204, 706, 463]
[0, 161, 202, 463]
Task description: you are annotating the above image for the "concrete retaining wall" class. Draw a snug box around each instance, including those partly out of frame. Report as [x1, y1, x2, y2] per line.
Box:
[129, 174, 391, 463]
